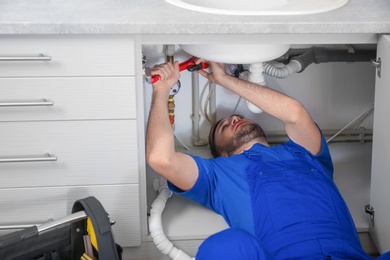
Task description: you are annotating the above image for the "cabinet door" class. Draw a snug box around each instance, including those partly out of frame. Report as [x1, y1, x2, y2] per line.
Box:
[370, 34, 390, 253]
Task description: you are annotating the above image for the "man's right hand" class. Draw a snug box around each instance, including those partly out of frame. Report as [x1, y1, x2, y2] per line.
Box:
[151, 61, 180, 92]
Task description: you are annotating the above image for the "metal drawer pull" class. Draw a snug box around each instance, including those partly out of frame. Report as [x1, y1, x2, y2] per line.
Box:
[0, 54, 51, 61]
[0, 153, 57, 163]
[0, 99, 54, 107]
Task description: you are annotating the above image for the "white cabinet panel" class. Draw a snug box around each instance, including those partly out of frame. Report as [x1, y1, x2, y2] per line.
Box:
[0, 184, 141, 247]
[0, 35, 135, 76]
[0, 34, 141, 249]
[0, 120, 139, 188]
[0, 77, 136, 121]
[370, 34, 390, 254]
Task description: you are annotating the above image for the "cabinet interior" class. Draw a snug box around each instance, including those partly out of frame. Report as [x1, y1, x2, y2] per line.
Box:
[141, 42, 377, 240]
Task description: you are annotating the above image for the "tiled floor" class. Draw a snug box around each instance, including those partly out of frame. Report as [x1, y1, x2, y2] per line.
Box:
[122, 239, 201, 260]
[122, 232, 379, 260]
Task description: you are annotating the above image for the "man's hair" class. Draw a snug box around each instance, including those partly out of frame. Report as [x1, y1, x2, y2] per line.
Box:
[208, 118, 223, 158]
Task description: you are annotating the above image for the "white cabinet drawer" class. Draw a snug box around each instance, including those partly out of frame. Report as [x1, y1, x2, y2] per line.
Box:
[0, 184, 141, 247]
[0, 120, 139, 188]
[0, 35, 135, 76]
[0, 77, 136, 121]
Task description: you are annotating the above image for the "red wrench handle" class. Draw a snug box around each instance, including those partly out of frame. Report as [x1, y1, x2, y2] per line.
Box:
[150, 57, 208, 84]
[151, 74, 161, 84]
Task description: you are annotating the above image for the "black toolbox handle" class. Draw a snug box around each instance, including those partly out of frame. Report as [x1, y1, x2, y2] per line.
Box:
[71, 196, 120, 260]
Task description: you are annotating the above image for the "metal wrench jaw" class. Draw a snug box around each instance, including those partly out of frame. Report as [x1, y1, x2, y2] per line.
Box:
[144, 67, 152, 84]
[144, 67, 161, 84]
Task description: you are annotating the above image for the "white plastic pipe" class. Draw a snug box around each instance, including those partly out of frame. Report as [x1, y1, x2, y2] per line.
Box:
[231, 60, 302, 114]
[264, 60, 302, 79]
[238, 63, 265, 114]
[149, 178, 194, 260]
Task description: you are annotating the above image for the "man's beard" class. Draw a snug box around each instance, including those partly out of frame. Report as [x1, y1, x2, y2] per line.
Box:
[219, 123, 266, 157]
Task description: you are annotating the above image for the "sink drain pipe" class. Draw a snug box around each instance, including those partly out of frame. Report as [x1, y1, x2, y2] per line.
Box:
[264, 46, 376, 78]
[149, 178, 194, 260]
[289, 47, 376, 71]
[262, 46, 376, 79]
[227, 46, 375, 114]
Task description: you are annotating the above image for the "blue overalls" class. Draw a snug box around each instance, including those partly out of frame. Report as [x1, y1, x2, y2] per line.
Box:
[170, 137, 380, 259]
[196, 141, 374, 259]
[242, 145, 372, 259]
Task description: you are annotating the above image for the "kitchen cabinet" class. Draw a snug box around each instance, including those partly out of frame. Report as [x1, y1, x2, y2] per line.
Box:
[369, 34, 390, 253]
[0, 1, 388, 258]
[0, 32, 388, 254]
[0, 35, 141, 247]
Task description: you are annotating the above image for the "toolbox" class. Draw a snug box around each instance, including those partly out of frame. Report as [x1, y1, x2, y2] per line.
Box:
[0, 196, 122, 260]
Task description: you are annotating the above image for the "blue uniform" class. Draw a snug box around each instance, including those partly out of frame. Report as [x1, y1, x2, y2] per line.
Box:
[169, 134, 373, 259]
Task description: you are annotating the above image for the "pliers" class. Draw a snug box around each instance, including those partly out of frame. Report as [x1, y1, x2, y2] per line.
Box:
[145, 56, 209, 84]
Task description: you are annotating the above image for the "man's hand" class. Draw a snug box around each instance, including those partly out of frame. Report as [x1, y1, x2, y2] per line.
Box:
[196, 59, 227, 85]
[151, 61, 180, 92]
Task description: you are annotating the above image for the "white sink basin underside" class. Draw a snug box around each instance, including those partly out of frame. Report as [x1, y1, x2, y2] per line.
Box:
[180, 44, 291, 64]
[165, 0, 349, 16]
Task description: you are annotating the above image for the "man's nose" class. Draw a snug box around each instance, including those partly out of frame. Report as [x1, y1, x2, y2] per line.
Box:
[231, 116, 241, 124]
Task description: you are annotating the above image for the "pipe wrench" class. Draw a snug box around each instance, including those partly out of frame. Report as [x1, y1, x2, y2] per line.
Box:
[144, 57, 209, 84]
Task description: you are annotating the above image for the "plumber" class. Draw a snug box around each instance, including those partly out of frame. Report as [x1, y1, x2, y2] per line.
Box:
[146, 60, 384, 259]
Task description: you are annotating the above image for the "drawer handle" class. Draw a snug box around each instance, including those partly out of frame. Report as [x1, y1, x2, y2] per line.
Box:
[0, 99, 54, 107]
[0, 53, 51, 61]
[0, 153, 58, 163]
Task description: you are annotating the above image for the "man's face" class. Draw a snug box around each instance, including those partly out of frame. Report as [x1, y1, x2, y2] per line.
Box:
[213, 115, 265, 157]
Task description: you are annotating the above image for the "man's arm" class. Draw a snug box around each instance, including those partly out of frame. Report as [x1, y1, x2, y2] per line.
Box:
[198, 62, 322, 155]
[146, 62, 198, 191]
